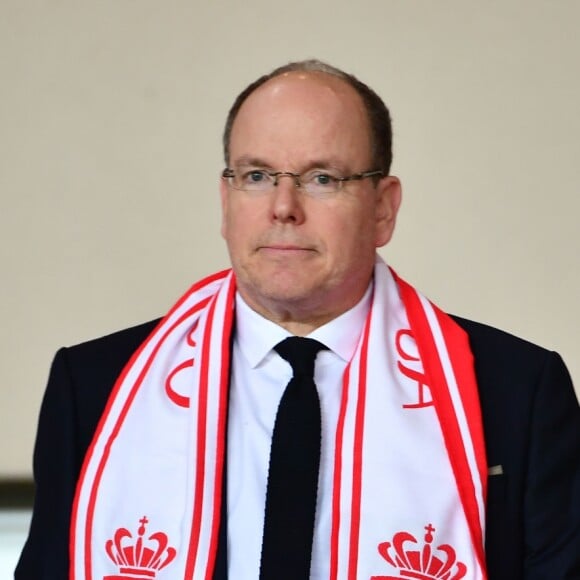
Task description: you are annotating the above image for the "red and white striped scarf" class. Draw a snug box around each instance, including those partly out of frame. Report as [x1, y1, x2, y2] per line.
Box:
[71, 259, 488, 580]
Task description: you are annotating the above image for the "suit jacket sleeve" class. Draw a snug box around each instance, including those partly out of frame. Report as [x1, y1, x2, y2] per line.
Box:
[523, 351, 580, 578]
[15, 348, 81, 579]
[455, 317, 579, 579]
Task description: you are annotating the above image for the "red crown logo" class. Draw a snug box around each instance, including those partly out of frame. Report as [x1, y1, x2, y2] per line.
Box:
[371, 524, 467, 580]
[104, 516, 177, 579]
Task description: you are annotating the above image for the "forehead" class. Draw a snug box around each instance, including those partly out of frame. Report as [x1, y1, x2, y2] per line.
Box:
[229, 71, 372, 167]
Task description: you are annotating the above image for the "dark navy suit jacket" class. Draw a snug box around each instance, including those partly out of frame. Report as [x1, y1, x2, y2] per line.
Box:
[15, 316, 580, 579]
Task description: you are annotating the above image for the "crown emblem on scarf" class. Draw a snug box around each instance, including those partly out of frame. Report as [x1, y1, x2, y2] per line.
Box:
[104, 516, 177, 579]
[371, 524, 467, 580]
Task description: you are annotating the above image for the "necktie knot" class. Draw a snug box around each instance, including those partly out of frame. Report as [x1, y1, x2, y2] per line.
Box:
[274, 336, 327, 378]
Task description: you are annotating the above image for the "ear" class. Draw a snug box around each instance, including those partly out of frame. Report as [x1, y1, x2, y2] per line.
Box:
[374, 175, 402, 248]
[219, 177, 229, 239]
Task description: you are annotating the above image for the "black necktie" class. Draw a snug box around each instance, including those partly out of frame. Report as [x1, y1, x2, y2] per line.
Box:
[259, 337, 327, 580]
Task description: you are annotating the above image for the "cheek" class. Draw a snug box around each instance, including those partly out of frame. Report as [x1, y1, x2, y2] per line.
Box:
[219, 181, 230, 239]
[220, 213, 228, 240]
[317, 222, 362, 270]
[329, 207, 376, 250]
[223, 201, 262, 248]
[221, 206, 234, 242]
[221, 194, 242, 235]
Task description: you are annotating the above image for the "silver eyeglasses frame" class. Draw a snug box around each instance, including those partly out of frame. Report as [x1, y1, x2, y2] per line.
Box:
[221, 168, 384, 197]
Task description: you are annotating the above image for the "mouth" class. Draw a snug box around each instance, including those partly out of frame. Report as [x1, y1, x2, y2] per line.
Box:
[258, 244, 316, 257]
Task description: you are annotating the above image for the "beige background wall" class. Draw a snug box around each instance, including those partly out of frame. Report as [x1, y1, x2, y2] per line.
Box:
[1, 1, 578, 477]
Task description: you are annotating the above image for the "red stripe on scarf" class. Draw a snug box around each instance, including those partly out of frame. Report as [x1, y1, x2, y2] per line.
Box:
[348, 311, 373, 579]
[185, 291, 220, 576]
[434, 306, 488, 570]
[204, 277, 236, 580]
[329, 368, 351, 580]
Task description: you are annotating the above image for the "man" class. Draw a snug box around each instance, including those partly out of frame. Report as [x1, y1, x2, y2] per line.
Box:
[16, 60, 579, 579]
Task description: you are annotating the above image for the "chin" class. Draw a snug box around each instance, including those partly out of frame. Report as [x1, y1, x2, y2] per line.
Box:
[244, 276, 318, 307]
[260, 282, 314, 304]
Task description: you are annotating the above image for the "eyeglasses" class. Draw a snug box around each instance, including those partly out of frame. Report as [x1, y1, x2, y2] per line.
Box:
[221, 167, 384, 198]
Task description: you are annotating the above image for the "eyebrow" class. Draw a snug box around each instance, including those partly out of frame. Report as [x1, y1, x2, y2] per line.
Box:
[231, 156, 350, 173]
[231, 156, 274, 170]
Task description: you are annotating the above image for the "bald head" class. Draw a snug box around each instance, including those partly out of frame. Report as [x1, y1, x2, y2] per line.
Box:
[223, 59, 393, 175]
[228, 71, 374, 173]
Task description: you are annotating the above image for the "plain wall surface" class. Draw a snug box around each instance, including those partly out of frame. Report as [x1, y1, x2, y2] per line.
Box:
[1, 0, 579, 477]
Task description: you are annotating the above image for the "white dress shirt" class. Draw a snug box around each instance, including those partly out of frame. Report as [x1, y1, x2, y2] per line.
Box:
[227, 286, 372, 579]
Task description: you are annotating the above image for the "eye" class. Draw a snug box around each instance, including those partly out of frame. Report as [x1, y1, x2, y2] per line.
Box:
[315, 174, 331, 185]
[310, 171, 340, 187]
[242, 170, 269, 184]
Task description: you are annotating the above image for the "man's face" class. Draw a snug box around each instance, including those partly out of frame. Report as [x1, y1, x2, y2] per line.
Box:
[220, 71, 401, 333]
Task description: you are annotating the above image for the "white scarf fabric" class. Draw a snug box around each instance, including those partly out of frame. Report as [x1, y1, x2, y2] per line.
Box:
[71, 258, 488, 580]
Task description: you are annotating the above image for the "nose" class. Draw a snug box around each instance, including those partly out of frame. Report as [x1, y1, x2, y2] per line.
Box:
[270, 173, 305, 224]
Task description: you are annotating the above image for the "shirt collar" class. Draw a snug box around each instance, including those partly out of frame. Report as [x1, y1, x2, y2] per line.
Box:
[234, 282, 373, 368]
